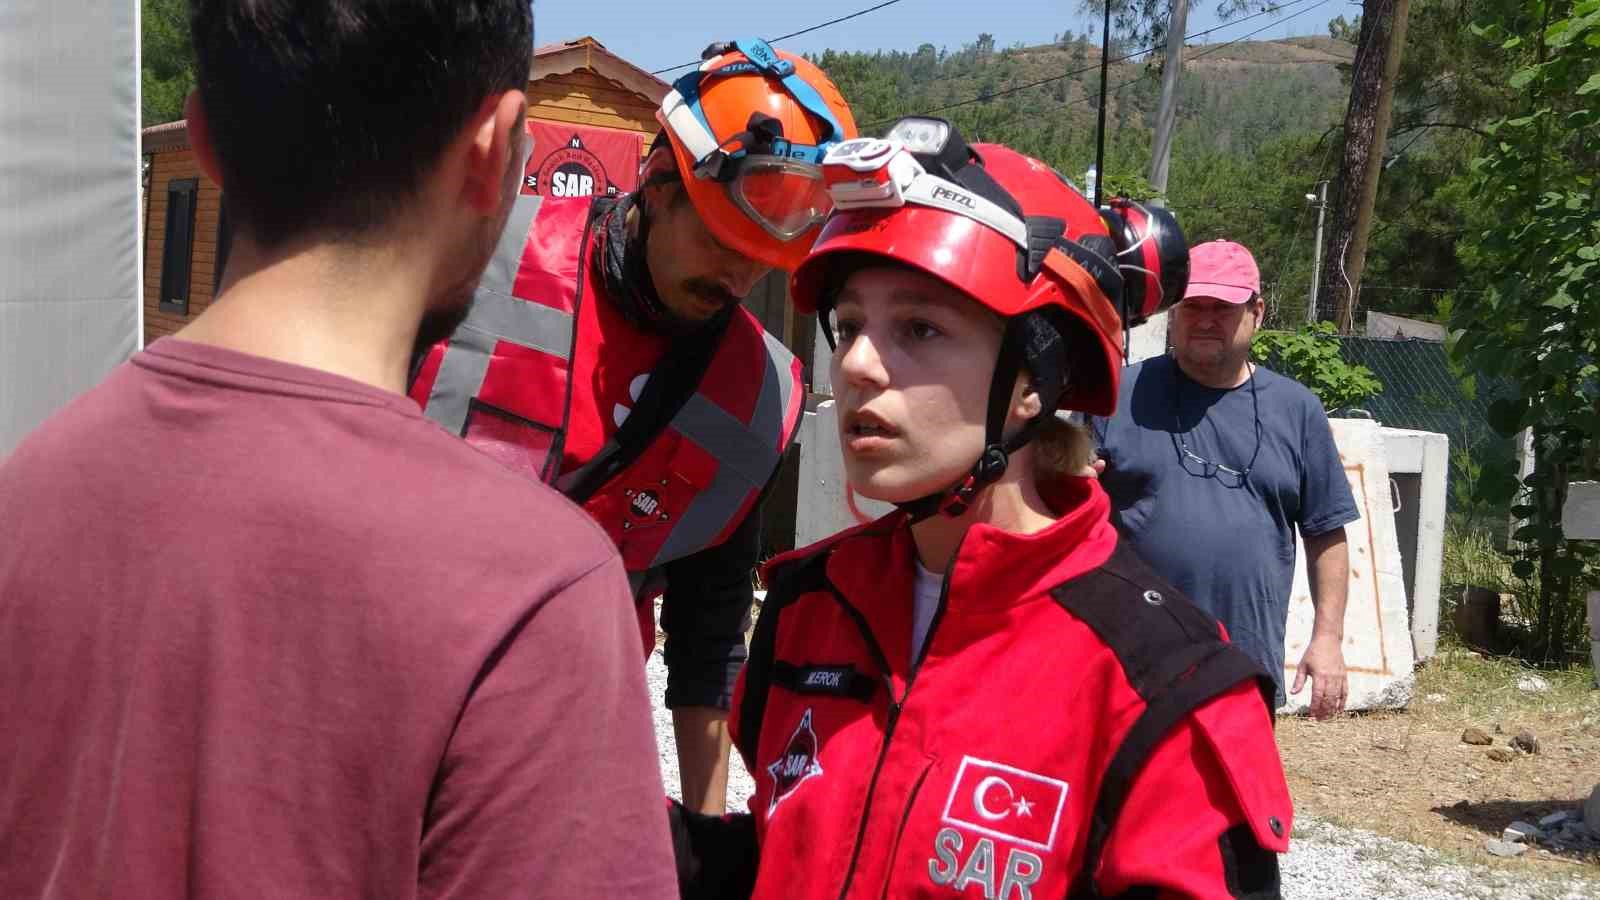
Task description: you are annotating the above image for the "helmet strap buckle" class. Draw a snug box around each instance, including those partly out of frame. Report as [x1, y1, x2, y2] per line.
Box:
[935, 445, 1008, 519]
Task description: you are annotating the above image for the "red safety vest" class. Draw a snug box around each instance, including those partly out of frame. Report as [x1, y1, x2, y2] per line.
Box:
[410, 194, 804, 606]
[727, 478, 1292, 899]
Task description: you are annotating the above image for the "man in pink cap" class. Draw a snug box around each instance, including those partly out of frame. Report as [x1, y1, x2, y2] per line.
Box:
[1090, 239, 1357, 719]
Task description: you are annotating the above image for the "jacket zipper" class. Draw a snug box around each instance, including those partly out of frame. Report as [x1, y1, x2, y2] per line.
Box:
[834, 532, 964, 899]
[879, 760, 936, 900]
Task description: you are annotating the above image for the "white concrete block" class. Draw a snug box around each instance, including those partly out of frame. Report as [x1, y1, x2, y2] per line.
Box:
[1589, 591, 1599, 689]
[1381, 427, 1449, 660]
[1381, 428, 1428, 474]
[1281, 418, 1416, 713]
[1562, 481, 1600, 540]
[1126, 311, 1168, 365]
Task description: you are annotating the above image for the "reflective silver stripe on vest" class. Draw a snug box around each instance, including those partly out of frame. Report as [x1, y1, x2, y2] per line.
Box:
[423, 194, 575, 435]
[649, 333, 798, 567]
[481, 193, 543, 297]
[755, 329, 797, 445]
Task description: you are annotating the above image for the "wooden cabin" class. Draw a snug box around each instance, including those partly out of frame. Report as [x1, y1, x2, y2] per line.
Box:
[139, 37, 671, 345]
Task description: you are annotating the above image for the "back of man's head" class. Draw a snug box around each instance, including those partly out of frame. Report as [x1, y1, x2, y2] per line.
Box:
[190, 0, 533, 249]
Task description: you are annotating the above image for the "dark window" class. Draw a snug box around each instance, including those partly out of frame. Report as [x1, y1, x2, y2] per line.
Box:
[159, 178, 199, 315]
[214, 196, 234, 293]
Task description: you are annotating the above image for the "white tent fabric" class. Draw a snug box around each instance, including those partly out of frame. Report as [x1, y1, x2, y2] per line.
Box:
[0, 1, 141, 457]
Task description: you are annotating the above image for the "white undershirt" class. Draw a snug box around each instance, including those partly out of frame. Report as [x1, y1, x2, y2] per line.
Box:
[911, 560, 942, 665]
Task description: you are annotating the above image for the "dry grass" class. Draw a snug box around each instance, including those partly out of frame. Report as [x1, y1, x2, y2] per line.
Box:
[1276, 647, 1600, 877]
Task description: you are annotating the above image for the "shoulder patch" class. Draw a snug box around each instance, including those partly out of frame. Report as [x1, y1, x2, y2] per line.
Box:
[1050, 543, 1263, 701]
[762, 548, 833, 614]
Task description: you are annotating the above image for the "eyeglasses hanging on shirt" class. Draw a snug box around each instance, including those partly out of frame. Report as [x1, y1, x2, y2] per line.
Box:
[1171, 362, 1262, 489]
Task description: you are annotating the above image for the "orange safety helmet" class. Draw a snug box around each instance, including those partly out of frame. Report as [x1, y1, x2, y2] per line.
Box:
[792, 119, 1188, 517]
[656, 38, 858, 272]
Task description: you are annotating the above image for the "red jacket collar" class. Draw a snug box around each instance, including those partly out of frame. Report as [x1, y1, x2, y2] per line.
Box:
[817, 477, 1119, 671]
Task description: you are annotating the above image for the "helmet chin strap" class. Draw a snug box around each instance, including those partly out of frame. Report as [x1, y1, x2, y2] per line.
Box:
[896, 320, 1043, 523]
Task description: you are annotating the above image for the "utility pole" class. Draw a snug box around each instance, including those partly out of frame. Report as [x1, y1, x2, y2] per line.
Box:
[1306, 179, 1329, 324]
[1318, 0, 1412, 333]
[1147, 0, 1190, 204]
[1092, 0, 1112, 208]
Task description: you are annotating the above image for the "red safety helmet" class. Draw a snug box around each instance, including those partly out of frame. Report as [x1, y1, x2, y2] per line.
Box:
[792, 119, 1188, 517]
[656, 38, 858, 272]
[794, 127, 1127, 416]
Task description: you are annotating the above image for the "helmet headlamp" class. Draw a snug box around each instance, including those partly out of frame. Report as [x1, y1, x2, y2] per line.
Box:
[884, 117, 952, 156]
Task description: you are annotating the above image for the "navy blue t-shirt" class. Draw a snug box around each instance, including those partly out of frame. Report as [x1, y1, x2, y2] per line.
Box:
[1089, 355, 1358, 699]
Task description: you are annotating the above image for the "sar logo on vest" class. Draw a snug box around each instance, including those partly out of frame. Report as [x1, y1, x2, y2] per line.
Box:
[525, 133, 617, 198]
[766, 707, 824, 816]
[629, 489, 663, 520]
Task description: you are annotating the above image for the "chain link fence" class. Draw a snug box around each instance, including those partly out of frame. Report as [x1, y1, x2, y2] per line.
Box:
[1252, 330, 1518, 518]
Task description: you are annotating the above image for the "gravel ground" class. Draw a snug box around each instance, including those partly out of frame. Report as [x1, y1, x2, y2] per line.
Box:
[647, 650, 1598, 899]
[1281, 817, 1596, 900]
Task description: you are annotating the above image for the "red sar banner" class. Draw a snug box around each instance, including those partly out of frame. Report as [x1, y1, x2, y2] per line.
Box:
[523, 120, 643, 199]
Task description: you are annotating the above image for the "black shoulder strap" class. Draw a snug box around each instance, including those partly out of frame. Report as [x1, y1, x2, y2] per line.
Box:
[733, 551, 831, 768]
[1054, 545, 1274, 899]
[560, 305, 733, 505]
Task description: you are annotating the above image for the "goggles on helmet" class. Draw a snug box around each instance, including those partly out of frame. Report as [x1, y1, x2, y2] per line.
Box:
[659, 38, 849, 243]
[724, 153, 833, 241]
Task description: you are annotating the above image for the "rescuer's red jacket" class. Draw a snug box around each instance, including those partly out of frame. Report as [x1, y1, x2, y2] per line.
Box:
[409, 195, 804, 668]
[697, 476, 1292, 899]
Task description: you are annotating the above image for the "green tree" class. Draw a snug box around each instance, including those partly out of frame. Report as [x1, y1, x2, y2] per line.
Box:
[1355, 0, 1532, 317]
[1252, 323, 1384, 410]
[142, 0, 194, 127]
[1447, 0, 1600, 662]
[1328, 14, 1364, 41]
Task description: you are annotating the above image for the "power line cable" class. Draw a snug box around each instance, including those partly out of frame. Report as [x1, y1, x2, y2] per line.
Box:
[649, 0, 909, 75]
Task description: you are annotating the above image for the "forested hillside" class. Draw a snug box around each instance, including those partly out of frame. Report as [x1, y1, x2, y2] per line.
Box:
[141, 0, 1580, 331]
[810, 32, 1454, 325]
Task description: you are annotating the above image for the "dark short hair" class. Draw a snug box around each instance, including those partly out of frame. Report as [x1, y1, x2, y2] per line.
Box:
[191, 0, 533, 248]
[641, 131, 688, 208]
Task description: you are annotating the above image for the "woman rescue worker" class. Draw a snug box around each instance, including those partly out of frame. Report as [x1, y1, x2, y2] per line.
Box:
[670, 122, 1293, 899]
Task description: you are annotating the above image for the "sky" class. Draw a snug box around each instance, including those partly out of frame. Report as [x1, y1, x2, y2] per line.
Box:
[535, 0, 1359, 77]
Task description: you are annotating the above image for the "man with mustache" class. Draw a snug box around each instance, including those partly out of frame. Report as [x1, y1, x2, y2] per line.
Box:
[410, 38, 856, 814]
[1091, 240, 1358, 720]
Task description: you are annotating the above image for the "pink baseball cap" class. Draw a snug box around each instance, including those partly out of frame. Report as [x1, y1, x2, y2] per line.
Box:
[1184, 240, 1260, 304]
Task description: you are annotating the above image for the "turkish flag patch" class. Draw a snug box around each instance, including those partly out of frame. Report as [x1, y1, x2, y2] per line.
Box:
[940, 756, 1070, 852]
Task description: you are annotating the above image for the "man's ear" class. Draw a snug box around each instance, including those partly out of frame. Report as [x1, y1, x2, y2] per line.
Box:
[1011, 373, 1044, 423]
[638, 145, 679, 205]
[183, 91, 225, 190]
[460, 90, 528, 215]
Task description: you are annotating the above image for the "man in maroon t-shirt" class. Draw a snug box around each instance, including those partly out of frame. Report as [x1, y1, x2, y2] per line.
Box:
[0, 3, 676, 898]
